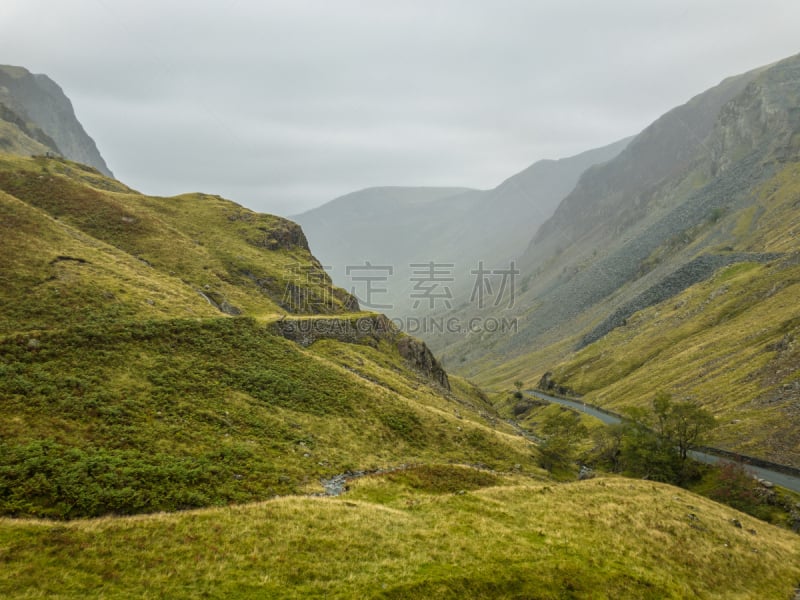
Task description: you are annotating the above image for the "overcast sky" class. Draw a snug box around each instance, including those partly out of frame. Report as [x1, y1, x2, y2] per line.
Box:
[2, 1, 800, 216]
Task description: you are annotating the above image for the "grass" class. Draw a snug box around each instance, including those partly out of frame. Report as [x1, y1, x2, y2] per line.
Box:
[2, 150, 799, 597]
[0, 317, 542, 518]
[549, 259, 800, 465]
[0, 474, 798, 599]
[0, 152, 544, 518]
[0, 153, 354, 326]
[484, 162, 800, 467]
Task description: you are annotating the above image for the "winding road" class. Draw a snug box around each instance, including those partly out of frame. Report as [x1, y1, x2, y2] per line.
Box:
[528, 390, 800, 493]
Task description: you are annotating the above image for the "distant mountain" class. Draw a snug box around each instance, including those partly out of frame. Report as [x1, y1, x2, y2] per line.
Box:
[294, 138, 630, 315]
[436, 52, 800, 467]
[0, 64, 112, 176]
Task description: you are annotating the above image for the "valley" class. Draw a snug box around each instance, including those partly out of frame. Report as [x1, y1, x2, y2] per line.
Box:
[2, 46, 800, 599]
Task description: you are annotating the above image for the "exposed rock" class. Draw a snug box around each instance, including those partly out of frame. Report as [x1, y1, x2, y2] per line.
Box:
[537, 372, 578, 397]
[0, 101, 60, 153]
[248, 220, 309, 251]
[579, 253, 782, 348]
[271, 314, 450, 390]
[0, 64, 113, 176]
[197, 290, 241, 316]
[513, 397, 546, 417]
[396, 335, 450, 390]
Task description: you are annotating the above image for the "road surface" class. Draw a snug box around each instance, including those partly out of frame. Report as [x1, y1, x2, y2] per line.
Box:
[528, 390, 800, 493]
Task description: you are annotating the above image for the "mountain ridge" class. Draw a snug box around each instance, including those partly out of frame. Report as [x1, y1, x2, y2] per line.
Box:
[0, 64, 112, 176]
[436, 52, 800, 467]
[295, 137, 631, 316]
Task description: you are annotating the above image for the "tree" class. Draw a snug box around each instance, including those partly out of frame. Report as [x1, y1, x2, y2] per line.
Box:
[668, 400, 716, 461]
[513, 380, 524, 400]
[538, 409, 588, 472]
[618, 418, 678, 482]
[651, 393, 715, 461]
[590, 422, 626, 472]
[612, 395, 715, 482]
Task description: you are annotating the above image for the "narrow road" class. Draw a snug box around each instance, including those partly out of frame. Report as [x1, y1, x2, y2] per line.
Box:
[528, 390, 800, 494]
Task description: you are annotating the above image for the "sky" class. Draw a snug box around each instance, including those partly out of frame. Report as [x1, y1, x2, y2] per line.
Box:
[2, 1, 800, 217]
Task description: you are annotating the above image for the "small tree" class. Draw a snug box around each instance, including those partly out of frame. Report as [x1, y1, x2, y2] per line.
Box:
[668, 400, 716, 461]
[651, 393, 716, 461]
[590, 422, 626, 472]
[618, 418, 678, 482]
[616, 394, 716, 483]
[538, 409, 588, 472]
[513, 380, 524, 400]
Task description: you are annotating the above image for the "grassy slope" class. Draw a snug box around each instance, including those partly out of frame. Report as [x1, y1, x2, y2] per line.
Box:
[0, 153, 352, 326]
[0, 153, 542, 518]
[0, 317, 541, 518]
[2, 152, 798, 597]
[0, 473, 798, 599]
[543, 162, 800, 465]
[0, 120, 51, 156]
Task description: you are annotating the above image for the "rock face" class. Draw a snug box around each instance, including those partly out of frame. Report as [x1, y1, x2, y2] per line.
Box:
[0, 102, 59, 154]
[395, 335, 450, 390]
[0, 64, 112, 176]
[579, 252, 783, 348]
[247, 218, 310, 251]
[530, 66, 763, 252]
[537, 372, 577, 398]
[271, 314, 450, 390]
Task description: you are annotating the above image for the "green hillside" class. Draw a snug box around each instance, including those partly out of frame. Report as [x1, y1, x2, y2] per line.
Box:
[430, 54, 800, 474]
[0, 153, 541, 519]
[1, 475, 798, 599]
[536, 161, 800, 466]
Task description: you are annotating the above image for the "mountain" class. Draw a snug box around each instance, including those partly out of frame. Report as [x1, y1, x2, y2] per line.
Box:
[2, 74, 800, 599]
[438, 53, 800, 467]
[294, 138, 630, 316]
[0, 64, 112, 176]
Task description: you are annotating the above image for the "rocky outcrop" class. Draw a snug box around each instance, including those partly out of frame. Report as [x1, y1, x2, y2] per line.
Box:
[271, 314, 395, 347]
[0, 64, 112, 176]
[271, 314, 450, 390]
[537, 372, 578, 398]
[198, 290, 242, 316]
[579, 252, 783, 348]
[395, 335, 450, 390]
[247, 219, 309, 252]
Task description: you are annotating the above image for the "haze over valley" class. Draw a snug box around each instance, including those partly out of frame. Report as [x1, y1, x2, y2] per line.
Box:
[2, 3, 800, 598]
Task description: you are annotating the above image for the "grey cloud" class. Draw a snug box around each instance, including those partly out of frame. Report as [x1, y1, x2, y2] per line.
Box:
[2, 0, 799, 214]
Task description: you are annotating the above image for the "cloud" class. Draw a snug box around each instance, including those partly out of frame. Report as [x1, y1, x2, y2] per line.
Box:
[2, 0, 799, 214]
